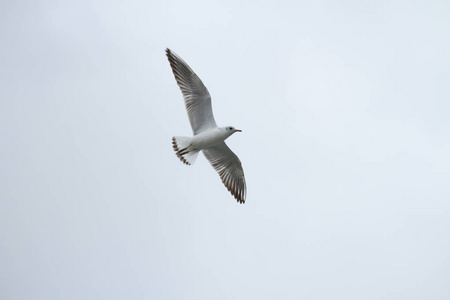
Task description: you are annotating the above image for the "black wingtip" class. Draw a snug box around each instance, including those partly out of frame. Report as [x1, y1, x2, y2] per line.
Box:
[166, 48, 178, 69]
[229, 186, 245, 204]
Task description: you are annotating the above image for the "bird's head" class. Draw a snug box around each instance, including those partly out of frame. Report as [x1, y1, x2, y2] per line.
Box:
[224, 126, 242, 136]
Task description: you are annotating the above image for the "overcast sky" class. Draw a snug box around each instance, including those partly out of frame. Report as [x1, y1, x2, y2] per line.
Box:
[1, 0, 450, 299]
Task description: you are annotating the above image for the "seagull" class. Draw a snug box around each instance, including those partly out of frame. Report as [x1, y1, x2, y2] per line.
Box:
[166, 48, 246, 204]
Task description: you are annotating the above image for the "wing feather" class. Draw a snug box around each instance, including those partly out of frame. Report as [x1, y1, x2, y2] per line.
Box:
[203, 142, 246, 204]
[166, 49, 217, 134]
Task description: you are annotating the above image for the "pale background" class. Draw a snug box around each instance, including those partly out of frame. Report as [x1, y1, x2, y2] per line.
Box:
[1, 1, 449, 299]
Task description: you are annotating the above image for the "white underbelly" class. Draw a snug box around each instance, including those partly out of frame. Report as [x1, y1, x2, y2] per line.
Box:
[191, 128, 226, 150]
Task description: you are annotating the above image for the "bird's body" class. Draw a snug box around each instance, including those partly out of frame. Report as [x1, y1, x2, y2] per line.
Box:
[189, 127, 234, 150]
[166, 48, 246, 203]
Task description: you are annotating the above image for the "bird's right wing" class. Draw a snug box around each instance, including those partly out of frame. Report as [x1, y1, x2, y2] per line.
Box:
[203, 142, 246, 204]
[166, 49, 217, 134]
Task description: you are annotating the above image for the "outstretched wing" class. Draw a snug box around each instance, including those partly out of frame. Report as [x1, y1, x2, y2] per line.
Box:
[203, 142, 246, 204]
[166, 48, 217, 134]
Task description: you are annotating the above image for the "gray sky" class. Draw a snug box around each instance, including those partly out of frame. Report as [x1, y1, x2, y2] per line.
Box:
[1, 0, 450, 299]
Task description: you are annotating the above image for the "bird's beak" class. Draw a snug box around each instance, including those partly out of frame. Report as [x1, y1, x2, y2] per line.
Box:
[235, 129, 242, 132]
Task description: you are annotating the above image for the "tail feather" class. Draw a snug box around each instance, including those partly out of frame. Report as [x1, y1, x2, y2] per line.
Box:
[172, 136, 199, 165]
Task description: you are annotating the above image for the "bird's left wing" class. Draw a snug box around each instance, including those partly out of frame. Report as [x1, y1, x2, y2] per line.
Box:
[166, 48, 217, 134]
[203, 142, 246, 203]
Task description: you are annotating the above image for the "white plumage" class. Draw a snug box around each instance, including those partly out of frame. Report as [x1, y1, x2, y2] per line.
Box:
[167, 48, 246, 204]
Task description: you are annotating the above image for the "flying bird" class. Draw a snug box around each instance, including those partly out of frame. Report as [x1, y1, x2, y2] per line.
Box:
[166, 48, 246, 204]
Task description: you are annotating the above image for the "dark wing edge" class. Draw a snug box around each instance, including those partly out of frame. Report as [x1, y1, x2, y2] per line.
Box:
[203, 142, 246, 204]
[165, 48, 216, 134]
